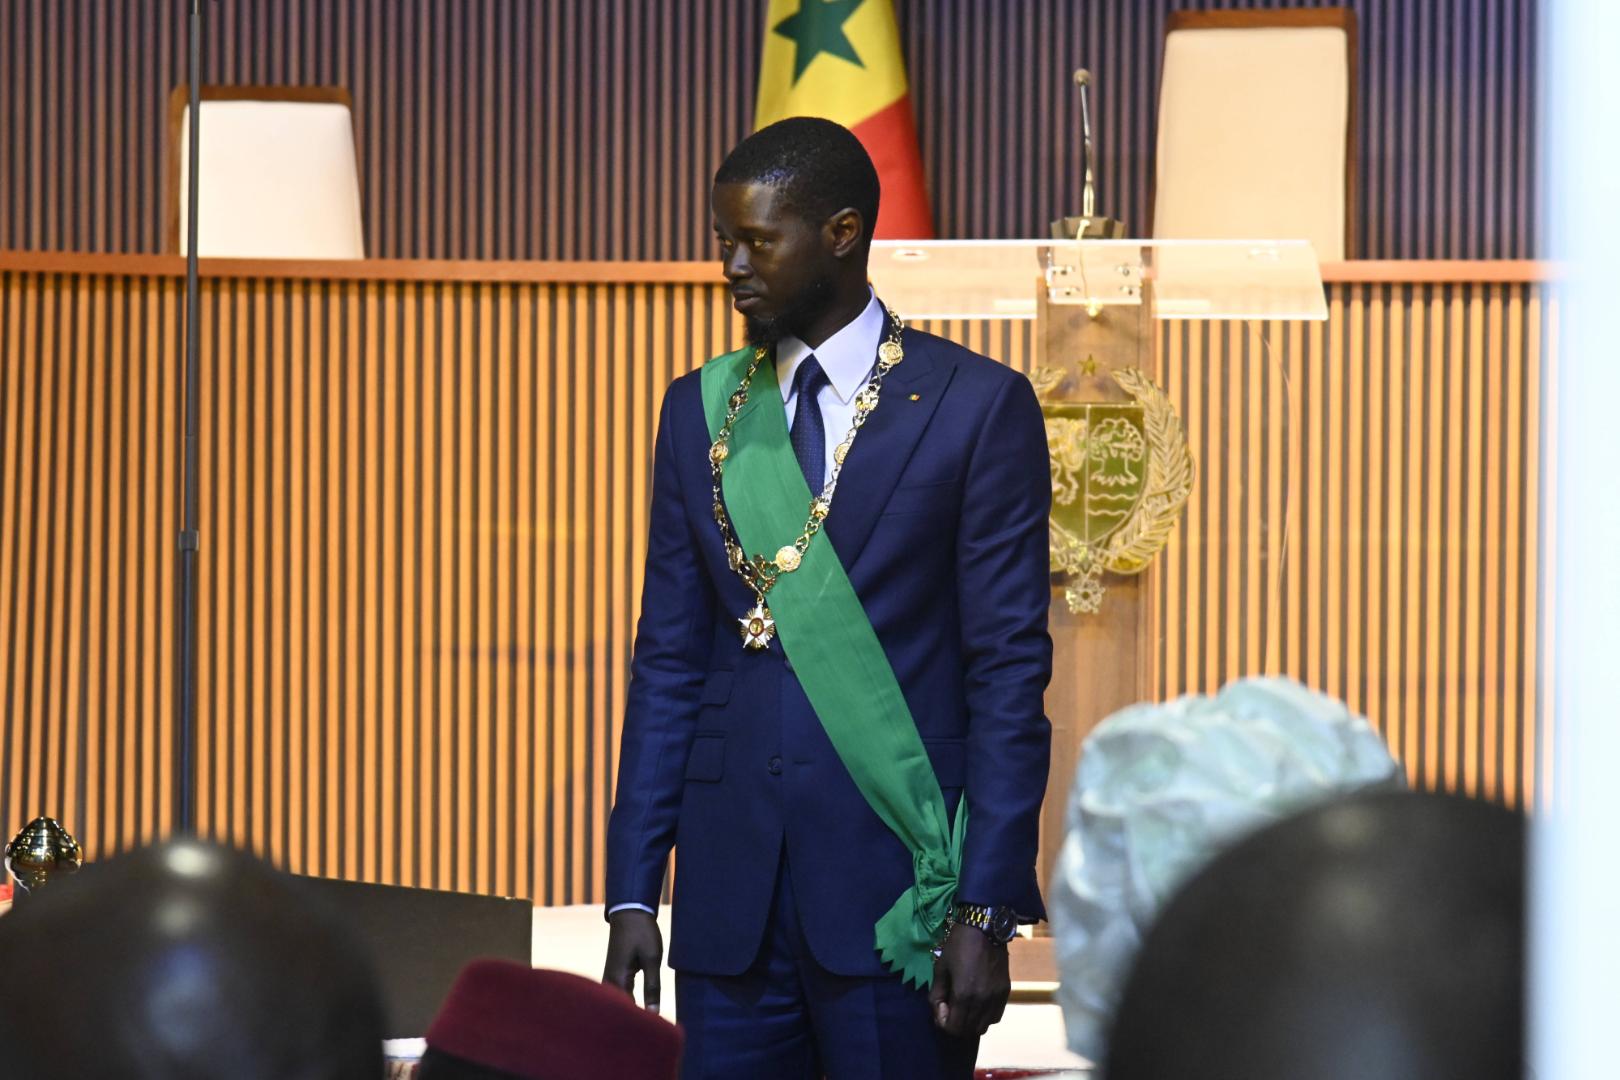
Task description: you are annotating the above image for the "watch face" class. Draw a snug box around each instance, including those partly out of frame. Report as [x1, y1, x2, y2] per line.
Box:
[991, 907, 1018, 942]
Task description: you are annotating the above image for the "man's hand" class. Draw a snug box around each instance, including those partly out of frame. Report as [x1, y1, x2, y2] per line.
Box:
[928, 924, 1011, 1038]
[603, 909, 665, 1014]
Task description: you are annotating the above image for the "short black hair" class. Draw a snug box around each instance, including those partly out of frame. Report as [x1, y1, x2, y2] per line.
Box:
[1106, 791, 1524, 1080]
[714, 116, 880, 238]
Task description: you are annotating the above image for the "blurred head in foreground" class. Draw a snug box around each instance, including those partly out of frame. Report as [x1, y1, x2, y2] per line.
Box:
[418, 959, 683, 1080]
[1106, 789, 1524, 1080]
[1049, 677, 1403, 1060]
[0, 838, 384, 1080]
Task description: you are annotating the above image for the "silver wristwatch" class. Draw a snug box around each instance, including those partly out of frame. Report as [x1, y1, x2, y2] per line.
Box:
[948, 902, 1019, 946]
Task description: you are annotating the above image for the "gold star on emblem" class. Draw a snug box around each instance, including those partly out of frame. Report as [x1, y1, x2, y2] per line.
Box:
[1079, 354, 1099, 376]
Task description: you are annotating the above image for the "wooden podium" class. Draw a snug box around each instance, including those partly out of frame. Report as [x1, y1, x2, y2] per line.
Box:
[1034, 287, 1156, 902]
[869, 238, 1327, 900]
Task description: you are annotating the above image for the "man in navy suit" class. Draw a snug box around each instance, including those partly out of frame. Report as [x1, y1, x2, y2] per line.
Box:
[603, 117, 1053, 1079]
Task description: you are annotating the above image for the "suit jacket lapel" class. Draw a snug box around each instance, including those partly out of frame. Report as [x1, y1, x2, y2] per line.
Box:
[825, 329, 955, 568]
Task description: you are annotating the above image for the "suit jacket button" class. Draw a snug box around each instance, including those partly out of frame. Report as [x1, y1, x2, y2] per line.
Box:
[767, 756, 783, 775]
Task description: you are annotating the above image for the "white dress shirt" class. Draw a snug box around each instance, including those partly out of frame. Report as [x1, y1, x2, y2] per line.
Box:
[607, 291, 886, 920]
[774, 289, 887, 488]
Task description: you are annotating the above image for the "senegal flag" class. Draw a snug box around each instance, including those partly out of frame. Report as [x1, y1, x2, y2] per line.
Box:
[755, 0, 934, 239]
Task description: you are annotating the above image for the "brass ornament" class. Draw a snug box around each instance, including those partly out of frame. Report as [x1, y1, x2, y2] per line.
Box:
[1029, 367, 1067, 399]
[1037, 365, 1195, 614]
[774, 545, 802, 572]
[878, 340, 904, 365]
[5, 817, 82, 896]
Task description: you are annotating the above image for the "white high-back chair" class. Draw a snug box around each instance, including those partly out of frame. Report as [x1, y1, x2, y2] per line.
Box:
[1151, 9, 1356, 261]
[166, 86, 365, 258]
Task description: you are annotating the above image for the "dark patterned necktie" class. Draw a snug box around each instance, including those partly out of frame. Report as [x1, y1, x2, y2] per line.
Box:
[790, 355, 830, 492]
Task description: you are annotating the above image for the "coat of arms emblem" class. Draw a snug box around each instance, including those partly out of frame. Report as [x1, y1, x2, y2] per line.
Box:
[1034, 366, 1196, 614]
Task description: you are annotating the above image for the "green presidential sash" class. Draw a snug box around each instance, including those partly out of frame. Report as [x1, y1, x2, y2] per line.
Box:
[700, 345, 965, 989]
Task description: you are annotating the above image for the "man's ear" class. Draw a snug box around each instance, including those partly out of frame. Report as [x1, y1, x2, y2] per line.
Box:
[825, 207, 866, 259]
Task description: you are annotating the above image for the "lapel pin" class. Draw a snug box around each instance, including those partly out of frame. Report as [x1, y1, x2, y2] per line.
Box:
[909, 393, 921, 402]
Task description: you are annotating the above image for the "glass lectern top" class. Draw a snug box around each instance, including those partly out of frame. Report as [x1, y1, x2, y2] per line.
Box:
[866, 238, 1328, 322]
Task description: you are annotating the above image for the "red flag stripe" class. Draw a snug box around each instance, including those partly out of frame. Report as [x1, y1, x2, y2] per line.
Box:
[851, 93, 934, 240]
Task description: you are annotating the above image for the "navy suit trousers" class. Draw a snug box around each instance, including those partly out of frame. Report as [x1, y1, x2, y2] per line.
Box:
[676, 849, 978, 1080]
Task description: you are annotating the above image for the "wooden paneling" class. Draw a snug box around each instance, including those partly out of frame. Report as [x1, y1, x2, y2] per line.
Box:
[0, 0, 1538, 261]
[0, 263, 740, 899]
[0, 255, 1550, 903]
[1152, 283, 1551, 805]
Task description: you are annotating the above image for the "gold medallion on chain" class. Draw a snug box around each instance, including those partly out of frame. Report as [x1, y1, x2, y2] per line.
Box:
[707, 309, 907, 648]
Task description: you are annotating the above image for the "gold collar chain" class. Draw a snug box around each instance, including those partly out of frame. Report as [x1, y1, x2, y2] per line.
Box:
[707, 309, 906, 647]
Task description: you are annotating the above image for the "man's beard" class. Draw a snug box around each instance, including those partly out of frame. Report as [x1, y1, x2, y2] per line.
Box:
[743, 274, 835, 346]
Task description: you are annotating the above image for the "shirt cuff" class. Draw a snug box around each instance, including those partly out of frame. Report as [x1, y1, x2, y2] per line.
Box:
[607, 901, 656, 919]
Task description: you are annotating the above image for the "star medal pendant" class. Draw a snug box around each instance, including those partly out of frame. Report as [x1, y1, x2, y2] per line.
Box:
[738, 601, 776, 650]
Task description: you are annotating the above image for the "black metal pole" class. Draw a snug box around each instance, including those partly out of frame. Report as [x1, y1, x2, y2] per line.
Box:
[176, 0, 203, 835]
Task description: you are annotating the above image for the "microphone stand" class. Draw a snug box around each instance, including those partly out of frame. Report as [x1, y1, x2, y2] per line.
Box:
[1052, 68, 1126, 240]
[175, 0, 205, 835]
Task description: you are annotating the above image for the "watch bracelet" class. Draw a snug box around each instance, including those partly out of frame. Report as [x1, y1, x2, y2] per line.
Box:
[944, 902, 1015, 945]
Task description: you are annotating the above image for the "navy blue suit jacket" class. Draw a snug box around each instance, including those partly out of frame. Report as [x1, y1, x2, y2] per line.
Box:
[605, 327, 1053, 978]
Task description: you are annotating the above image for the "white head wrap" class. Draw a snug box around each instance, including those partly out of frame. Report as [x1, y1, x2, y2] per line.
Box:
[1051, 677, 1403, 1062]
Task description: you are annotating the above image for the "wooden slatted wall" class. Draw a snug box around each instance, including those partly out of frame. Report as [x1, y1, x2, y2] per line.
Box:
[1153, 282, 1553, 806]
[0, 261, 1549, 902]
